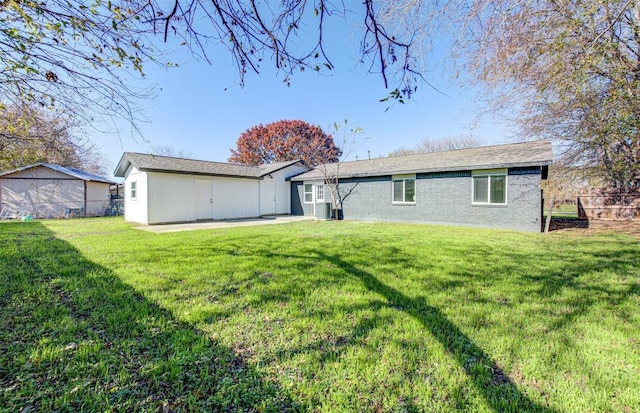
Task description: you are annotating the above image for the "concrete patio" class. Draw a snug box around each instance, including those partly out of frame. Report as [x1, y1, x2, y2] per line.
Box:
[134, 215, 314, 234]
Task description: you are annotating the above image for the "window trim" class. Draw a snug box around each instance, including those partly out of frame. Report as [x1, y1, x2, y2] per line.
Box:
[391, 174, 416, 204]
[130, 180, 137, 201]
[303, 183, 313, 204]
[315, 184, 325, 202]
[471, 169, 507, 206]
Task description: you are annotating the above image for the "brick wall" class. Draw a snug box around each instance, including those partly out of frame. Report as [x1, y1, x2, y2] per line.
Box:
[293, 168, 544, 232]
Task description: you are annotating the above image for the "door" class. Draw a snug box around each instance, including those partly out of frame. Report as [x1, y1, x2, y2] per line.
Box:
[195, 179, 214, 220]
[261, 178, 276, 215]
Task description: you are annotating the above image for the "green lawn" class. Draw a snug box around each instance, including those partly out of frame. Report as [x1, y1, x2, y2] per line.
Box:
[1, 218, 639, 412]
[549, 204, 579, 218]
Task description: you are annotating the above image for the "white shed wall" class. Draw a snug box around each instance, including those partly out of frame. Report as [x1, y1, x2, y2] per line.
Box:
[212, 177, 260, 219]
[0, 177, 83, 218]
[120, 162, 308, 225]
[85, 182, 112, 217]
[147, 172, 196, 224]
[0, 166, 113, 219]
[142, 173, 260, 224]
[260, 164, 308, 215]
[124, 167, 148, 225]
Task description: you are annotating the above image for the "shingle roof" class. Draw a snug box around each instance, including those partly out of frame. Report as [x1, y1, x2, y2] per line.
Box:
[114, 153, 305, 178]
[291, 140, 553, 181]
[0, 163, 115, 184]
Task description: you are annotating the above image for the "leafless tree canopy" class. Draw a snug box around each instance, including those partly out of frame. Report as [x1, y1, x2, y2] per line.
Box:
[0, 0, 425, 129]
[388, 136, 481, 157]
[454, 0, 640, 190]
[0, 1, 159, 129]
[2, 1, 638, 189]
[376, 1, 640, 189]
[151, 144, 197, 160]
[0, 104, 109, 175]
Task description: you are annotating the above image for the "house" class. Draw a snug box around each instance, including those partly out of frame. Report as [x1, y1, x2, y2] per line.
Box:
[290, 140, 553, 232]
[113, 153, 309, 225]
[0, 163, 115, 219]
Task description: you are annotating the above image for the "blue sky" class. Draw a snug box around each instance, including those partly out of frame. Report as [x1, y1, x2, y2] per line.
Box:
[94, 13, 513, 177]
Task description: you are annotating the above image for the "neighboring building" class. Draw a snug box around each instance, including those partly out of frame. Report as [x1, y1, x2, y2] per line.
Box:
[0, 163, 115, 219]
[113, 153, 308, 225]
[290, 140, 553, 232]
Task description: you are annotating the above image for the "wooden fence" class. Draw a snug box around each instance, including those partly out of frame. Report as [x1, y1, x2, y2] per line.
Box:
[577, 189, 640, 220]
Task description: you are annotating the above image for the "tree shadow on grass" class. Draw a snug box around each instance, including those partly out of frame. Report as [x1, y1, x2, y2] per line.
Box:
[315, 251, 558, 413]
[455, 238, 640, 331]
[0, 222, 300, 412]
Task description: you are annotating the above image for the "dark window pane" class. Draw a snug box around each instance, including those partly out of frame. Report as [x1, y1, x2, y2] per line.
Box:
[490, 175, 506, 204]
[405, 179, 415, 202]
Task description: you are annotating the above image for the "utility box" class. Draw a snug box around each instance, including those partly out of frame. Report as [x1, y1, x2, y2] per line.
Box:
[314, 202, 332, 220]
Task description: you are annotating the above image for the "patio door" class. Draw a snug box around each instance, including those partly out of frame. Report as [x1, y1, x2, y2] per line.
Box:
[195, 179, 214, 220]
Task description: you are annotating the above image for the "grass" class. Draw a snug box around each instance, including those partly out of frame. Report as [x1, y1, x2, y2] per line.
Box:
[1, 217, 639, 412]
[548, 204, 579, 218]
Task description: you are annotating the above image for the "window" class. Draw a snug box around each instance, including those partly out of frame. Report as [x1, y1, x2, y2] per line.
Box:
[472, 170, 506, 205]
[392, 176, 416, 203]
[130, 181, 137, 200]
[304, 184, 313, 203]
[315, 185, 325, 202]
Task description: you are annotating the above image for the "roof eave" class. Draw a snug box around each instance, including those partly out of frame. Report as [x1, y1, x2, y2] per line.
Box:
[114, 153, 135, 178]
[291, 160, 553, 181]
[138, 167, 261, 179]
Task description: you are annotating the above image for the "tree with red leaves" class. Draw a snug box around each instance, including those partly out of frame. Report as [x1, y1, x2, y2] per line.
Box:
[228, 120, 341, 167]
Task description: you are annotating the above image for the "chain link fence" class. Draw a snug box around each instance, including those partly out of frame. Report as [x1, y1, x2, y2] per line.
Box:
[0, 198, 124, 220]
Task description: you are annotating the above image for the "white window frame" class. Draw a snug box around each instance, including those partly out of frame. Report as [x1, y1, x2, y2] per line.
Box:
[130, 180, 137, 201]
[303, 184, 313, 204]
[392, 174, 416, 204]
[472, 169, 507, 205]
[315, 185, 325, 202]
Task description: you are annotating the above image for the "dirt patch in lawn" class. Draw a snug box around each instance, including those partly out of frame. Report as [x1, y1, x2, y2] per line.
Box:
[551, 217, 640, 236]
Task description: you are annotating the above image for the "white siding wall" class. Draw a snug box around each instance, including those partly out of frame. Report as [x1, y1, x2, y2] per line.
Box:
[124, 167, 148, 225]
[260, 164, 308, 215]
[147, 172, 196, 224]
[0, 178, 83, 218]
[121, 163, 308, 225]
[0, 166, 112, 218]
[140, 173, 260, 224]
[212, 177, 260, 219]
[85, 182, 111, 216]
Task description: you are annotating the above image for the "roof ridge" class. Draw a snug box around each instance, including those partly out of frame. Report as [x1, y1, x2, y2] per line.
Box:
[339, 139, 551, 165]
[0, 162, 115, 183]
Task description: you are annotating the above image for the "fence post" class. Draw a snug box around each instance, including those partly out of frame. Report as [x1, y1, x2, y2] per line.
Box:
[544, 196, 555, 233]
